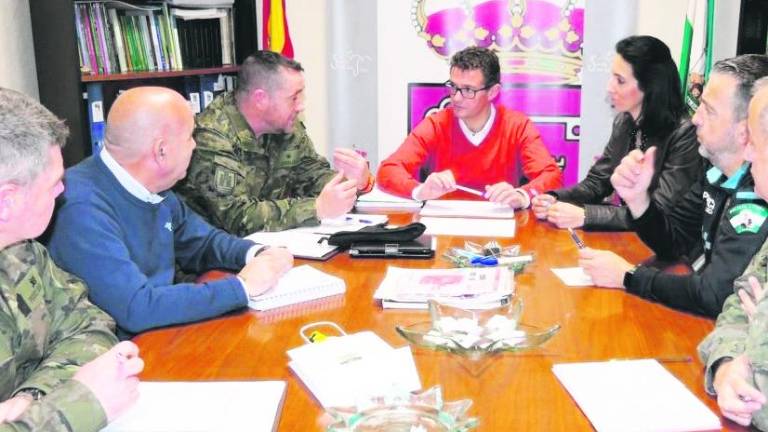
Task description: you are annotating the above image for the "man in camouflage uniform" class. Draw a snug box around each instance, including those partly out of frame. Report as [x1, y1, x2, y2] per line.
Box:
[0, 88, 143, 431]
[177, 51, 374, 236]
[699, 77, 768, 429]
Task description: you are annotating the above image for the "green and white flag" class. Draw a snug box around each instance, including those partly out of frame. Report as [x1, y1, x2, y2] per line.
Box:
[679, 0, 715, 113]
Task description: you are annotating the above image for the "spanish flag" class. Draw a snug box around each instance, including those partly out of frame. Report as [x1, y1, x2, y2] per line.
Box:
[262, 0, 294, 58]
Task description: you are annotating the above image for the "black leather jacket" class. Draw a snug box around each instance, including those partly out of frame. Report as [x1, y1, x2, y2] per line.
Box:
[549, 113, 703, 231]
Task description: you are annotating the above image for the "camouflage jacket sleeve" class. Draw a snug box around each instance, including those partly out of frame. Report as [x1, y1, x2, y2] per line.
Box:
[0, 380, 106, 432]
[698, 292, 749, 393]
[698, 238, 768, 393]
[16, 244, 117, 395]
[181, 122, 336, 236]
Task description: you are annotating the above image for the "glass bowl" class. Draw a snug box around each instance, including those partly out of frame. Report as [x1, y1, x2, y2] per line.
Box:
[396, 299, 559, 360]
[325, 386, 478, 432]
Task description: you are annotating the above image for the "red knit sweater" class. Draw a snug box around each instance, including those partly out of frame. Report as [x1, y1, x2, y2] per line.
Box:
[377, 105, 563, 199]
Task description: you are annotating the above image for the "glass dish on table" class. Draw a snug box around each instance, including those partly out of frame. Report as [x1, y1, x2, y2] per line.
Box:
[396, 299, 559, 360]
[325, 386, 478, 432]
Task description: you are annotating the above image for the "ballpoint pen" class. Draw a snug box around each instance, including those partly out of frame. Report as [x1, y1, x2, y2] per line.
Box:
[567, 228, 586, 249]
[345, 216, 374, 224]
[455, 184, 485, 197]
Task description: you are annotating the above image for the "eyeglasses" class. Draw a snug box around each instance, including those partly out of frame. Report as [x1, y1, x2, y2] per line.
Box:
[444, 80, 495, 99]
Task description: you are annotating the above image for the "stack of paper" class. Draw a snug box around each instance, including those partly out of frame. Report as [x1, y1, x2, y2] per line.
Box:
[374, 266, 514, 309]
[356, 187, 423, 210]
[420, 200, 516, 218]
[288, 331, 422, 408]
[245, 213, 388, 260]
[102, 381, 286, 431]
[418, 200, 516, 237]
[248, 265, 346, 311]
[552, 359, 721, 432]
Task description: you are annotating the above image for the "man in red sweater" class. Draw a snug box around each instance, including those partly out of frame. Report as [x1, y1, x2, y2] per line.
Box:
[377, 47, 562, 208]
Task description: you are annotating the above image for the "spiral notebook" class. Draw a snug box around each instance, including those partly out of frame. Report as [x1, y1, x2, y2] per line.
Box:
[248, 265, 346, 311]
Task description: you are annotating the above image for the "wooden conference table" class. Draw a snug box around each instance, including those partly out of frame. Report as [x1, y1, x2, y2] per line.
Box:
[134, 209, 744, 431]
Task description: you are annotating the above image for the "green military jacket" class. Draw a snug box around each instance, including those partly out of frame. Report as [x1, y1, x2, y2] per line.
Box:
[699, 236, 768, 430]
[176, 91, 337, 236]
[0, 241, 117, 432]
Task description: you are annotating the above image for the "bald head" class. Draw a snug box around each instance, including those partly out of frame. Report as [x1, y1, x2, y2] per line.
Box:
[105, 87, 191, 161]
[103, 86, 197, 193]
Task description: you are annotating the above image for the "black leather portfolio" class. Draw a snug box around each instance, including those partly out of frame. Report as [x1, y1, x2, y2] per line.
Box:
[348, 235, 435, 259]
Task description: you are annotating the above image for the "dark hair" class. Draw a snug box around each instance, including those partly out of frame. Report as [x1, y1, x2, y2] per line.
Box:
[450, 47, 500, 87]
[236, 51, 304, 100]
[615, 35, 685, 138]
[712, 54, 768, 121]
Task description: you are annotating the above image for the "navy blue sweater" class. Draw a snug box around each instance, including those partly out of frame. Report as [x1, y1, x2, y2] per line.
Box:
[48, 156, 254, 336]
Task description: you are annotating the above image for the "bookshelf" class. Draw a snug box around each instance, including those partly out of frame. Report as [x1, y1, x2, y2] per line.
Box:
[737, 0, 768, 55]
[29, 0, 259, 167]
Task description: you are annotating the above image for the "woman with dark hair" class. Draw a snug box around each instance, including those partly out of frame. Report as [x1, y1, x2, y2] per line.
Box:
[531, 35, 702, 231]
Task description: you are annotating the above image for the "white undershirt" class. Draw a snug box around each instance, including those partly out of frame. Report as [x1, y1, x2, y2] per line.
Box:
[459, 104, 496, 146]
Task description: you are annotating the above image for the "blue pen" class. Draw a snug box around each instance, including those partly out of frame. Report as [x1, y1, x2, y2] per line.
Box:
[470, 255, 498, 266]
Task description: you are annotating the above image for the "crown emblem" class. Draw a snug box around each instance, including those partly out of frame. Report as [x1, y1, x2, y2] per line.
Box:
[412, 0, 584, 84]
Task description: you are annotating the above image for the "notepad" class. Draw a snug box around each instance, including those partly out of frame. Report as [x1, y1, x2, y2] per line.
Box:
[248, 265, 346, 311]
[552, 359, 721, 432]
[102, 380, 286, 432]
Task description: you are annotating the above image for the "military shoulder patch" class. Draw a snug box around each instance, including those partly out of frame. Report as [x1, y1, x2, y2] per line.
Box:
[214, 167, 237, 194]
[729, 203, 768, 234]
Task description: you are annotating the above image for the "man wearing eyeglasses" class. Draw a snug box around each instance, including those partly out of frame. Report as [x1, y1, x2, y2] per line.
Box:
[377, 46, 562, 207]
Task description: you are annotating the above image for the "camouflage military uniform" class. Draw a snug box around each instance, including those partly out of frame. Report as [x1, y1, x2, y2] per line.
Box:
[0, 241, 117, 432]
[176, 91, 337, 236]
[699, 236, 768, 430]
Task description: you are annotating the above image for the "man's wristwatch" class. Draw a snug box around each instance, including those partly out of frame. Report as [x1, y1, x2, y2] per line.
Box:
[17, 388, 45, 401]
[623, 264, 641, 288]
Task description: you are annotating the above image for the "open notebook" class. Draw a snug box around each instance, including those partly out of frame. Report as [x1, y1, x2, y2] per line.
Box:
[248, 265, 346, 311]
[102, 381, 286, 432]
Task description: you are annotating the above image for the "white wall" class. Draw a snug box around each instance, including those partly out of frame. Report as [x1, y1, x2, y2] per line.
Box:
[636, 0, 739, 66]
[285, 0, 329, 155]
[0, 0, 38, 98]
[376, 0, 450, 161]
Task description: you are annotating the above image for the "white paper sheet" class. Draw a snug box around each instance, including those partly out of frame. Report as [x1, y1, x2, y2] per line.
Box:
[420, 216, 516, 238]
[102, 381, 286, 432]
[356, 187, 423, 209]
[551, 267, 594, 286]
[420, 200, 515, 219]
[552, 360, 720, 432]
